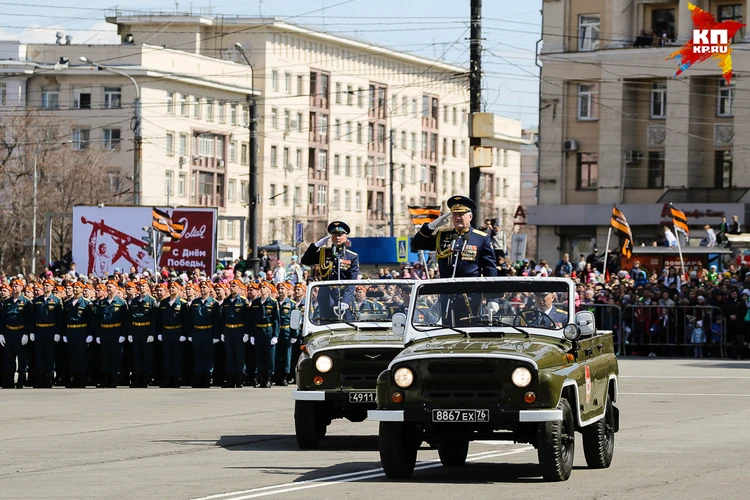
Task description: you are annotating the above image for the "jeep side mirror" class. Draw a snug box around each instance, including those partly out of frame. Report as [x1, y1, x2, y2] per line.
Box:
[575, 310, 595, 336]
[392, 312, 407, 338]
[290, 309, 302, 331]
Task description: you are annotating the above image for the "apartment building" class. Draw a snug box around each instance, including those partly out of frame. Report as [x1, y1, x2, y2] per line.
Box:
[533, 0, 750, 262]
[518, 128, 539, 260]
[0, 41, 257, 257]
[106, 14, 524, 244]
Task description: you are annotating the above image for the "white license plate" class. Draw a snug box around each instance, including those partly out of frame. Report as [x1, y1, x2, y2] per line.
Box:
[348, 392, 376, 403]
[432, 409, 490, 423]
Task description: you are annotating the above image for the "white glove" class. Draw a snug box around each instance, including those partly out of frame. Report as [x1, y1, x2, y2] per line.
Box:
[63, 336, 68, 343]
[127, 335, 133, 343]
[96, 337, 101, 344]
[179, 336, 186, 342]
[157, 335, 162, 341]
[243, 334, 249, 343]
[29, 333, 35, 342]
[250, 337, 255, 345]
[291, 337, 298, 344]
[221, 334, 225, 342]
[271, 336, 278, 345]
[54, 334, 60, 343]
[147, 336, 154, 343]
[119, 336, 126, 344]
[21, 334, 28, 345]
[338, 302, 349, 312]
[488, 302, 500, 313]
[314, 235, 331, 248]
[86, 335, 93, 344]
[0, 335, 5, 347]
[212, 338, 219, 344]
[428, 212, 451, 230]
[188, 337, 192, 342]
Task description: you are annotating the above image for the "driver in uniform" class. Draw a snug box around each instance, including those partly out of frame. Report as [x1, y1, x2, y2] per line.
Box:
[518, 292, 569, 328]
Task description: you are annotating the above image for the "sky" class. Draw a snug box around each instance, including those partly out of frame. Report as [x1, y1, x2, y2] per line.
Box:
[0, 0, 542, 128]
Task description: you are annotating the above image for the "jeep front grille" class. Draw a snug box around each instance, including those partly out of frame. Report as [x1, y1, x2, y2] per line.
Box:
[422, 380, 504, 401]
[338, 349, 399, 388]
[428, 361, 498, 375]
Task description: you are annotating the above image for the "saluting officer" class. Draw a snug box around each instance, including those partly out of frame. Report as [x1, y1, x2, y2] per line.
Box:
[220, 279, 251, 388]
[95, 280, 129, 389]
[187, 281, 219, 388]
[1, 279, 33, 388]
[128, 280, 158, 388]
[158, 281, 187, 388]
[64, 282, 96, 388]
[411, 195, 498, 278]
[31, 278, 64, 388]
[251, 281, 280, 388]
[274, 282, 296, 386]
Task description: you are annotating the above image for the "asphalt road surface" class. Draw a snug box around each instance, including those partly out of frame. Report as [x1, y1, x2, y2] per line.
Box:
[1, 358, 749, 500]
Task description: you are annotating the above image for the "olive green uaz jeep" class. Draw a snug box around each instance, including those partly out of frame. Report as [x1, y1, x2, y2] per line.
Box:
[368, 277, 620, 481]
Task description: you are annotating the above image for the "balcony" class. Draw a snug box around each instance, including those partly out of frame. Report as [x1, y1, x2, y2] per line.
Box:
[191, 194, 224, 207]
[368, 141, 387, 154]
[308, 204, 328, 217]
[367, 208, 386, 221]
[422, 116, 438, 130]
[310, 95, 329, 110]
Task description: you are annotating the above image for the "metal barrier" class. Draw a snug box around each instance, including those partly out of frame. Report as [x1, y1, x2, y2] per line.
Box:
[576, 304, 625, 355]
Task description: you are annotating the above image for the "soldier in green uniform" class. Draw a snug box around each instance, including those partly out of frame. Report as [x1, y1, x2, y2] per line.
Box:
[64, 282, 96, 388]
[274, 282, 296, 386]
[31, 278, 64, 388]
[187, 281, 219, 388]
[220, 279, 251, 388]
[1, 279, 33, 388]
[95, 280, 130, 388]
[128, 279, 158, 388]
[251, 281, 280, 389]
[158, 281, 187, 388]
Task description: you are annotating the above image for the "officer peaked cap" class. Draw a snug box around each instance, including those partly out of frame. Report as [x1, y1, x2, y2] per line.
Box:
[328, 220, 350, 235]
[447, 195, 477, 213]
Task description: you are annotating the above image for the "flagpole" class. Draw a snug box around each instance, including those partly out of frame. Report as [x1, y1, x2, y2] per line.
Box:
[602, 227, 612, 283]
[674, 225, 687, 280]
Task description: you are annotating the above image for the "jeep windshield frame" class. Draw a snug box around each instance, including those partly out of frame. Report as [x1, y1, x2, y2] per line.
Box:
[406, 277, 576, 343]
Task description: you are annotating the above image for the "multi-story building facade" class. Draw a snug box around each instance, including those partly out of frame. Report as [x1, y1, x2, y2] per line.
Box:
[106, 14, 522, 245]
[533, 0, 750, 262]
[518, 128, 539, 260]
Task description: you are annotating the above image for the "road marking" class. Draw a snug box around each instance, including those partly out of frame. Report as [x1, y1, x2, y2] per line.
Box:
[191, 446, 533, 500]
[621, 392, 750, 397]
[621, 376, 750, 379]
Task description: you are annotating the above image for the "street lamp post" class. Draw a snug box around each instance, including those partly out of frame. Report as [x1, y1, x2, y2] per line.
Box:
[80, 56, 142, 206]
[234, 43, 261, 277]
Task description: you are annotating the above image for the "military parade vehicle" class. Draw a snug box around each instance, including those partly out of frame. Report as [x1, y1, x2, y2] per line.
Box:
[291, 280, 420, 449]
[368, 277, 620, 481]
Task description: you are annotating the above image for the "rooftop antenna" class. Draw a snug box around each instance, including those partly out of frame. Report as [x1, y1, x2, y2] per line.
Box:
[259, 0, 264, 19]
[175, 0, 179, 13]
[55, 32, 63, 44]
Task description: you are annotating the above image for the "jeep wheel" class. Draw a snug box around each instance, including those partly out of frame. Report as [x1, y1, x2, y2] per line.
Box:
[379, 422, 418, 479]
[294, 401, 326, 449]
[537, 398, 575, 481]
[438, 440, 469, 467]
[582, 395, 615, 469]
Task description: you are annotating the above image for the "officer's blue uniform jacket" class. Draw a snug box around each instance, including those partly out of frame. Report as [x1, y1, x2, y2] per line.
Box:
[411, 223, 498, 278]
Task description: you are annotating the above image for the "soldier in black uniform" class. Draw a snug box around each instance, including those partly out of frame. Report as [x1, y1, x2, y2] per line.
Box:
[158, 281, 187, 388]
[128, 280, 158, 388]
[95, 280, 130, 388]
[31, 278, 64, 388]
[251, 281, 280, 388]
[64, 282, 96, 388]
[301, 221, 359, 320]
[220, 279, 251, 388]
[1, 279, 33, 388]
[0, 283, 8, 381]
[187, 281, 219, 388]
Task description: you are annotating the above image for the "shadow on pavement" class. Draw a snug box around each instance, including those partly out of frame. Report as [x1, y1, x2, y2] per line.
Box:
[157, 434, 379, 452]
[356, 461, 544, 484]
[683, 362, 750, 369]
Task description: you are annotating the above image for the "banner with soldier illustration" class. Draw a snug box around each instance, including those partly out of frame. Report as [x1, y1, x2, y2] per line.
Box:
[72, 206, 217, 276]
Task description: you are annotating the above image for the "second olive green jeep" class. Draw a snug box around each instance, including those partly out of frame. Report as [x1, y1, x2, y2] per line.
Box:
[368, 277, 620, 481]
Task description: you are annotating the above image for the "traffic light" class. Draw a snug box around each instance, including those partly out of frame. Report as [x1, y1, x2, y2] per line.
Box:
[141, 226, 154, 255]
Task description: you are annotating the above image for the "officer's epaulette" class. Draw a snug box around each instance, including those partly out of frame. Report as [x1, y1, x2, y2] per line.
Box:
[556, 308, 567, 313]
[472, 228, 487, 237]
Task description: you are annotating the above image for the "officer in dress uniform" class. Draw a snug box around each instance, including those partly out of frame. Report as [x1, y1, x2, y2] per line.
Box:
[516, 291, 569, 328]
[350, 286, 385, 316]
[288, 283, 306, 384]
[220, 279, 251, 388]
[64, 282, 95, 388]
[1, 279, 33, 388]
[128, 280, 158, 388]
[158, 281, 187, 388]
[301, 221, 359, 320]
[251, 281, 280, 388]
[31, 278, 64, 388]
[187, 281, 219, 388]
[95, 280, 130, 388]
[243, 283, 259, 388]
[274, 282, 296, 386]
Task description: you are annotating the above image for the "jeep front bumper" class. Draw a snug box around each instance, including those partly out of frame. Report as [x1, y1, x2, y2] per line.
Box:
[292, 390, 376, 404]
[367, 408, 562, 423]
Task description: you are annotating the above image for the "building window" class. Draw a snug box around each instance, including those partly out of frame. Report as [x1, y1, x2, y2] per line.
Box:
[230, 104, 237, 124]
[297, 75, 304, 96]
[345, 190, 351, 210]
[270, 145, 278, 168]
[296, 148, 303, 169]
[228, 179, 236, 201]
[178, 133, 187, 157]
[345, 156, 351, 176]
[218, 102, 226, 123]
[165, 171, 173, 196]
[178, 173, 186, 196]
[318, 150, 328, 172]
[166, 91, 175, 114]
[227, 220, 235, 239]
[355, 191, 361, 211]
[714, 150, 733, 188]
[103, 87, 121, 109]
[283, 184, 289, 205]
[317, 185, 327, 210]
[191, 96, 200, 118]
[358, 87, 364, 107]
[41, 87, 59, 109]
[179, 94, 188, 116]
[650, 81, 667, 118]
[411, 132, 417, 151]
[294, 186, 301, 207]
[241, 143, 249, 165]
[72, 128, 90, 150]
[271, 70, 278, 91]
[270, 184, 277, 205]
[647, 151, 665, 188]
[577, 83, 599, 120]
[578, 15, 600, 51]
[205, 100, 214, 121]
[0, 83, 8, 105]
[401, 131, 406, 149]
[283, 109, 290, 131]
[461, 140, 467, 158]
[453, 107, 457, 125]
[240, 181, 248, 202]
[356, 157, 363, 177]
[283, 147, 290, 170]
[333, 188, 340, 209]
[285, 72, 291, 93]
[717, 79, 735, 117]
[576, 152, 598, 190]
[73, 87, 92, 109]
[652, 9, 676, 42]
[336, 82, 342, 104]
[103, 129, 121, 151]
[297, 113, 303, 132]
[197, 134, 216, 157]
[347, 85, 353, 105]
[230, 141, 237, 163]
[165, 132, 175, 156]
[335, 119, 341, 140]
[334, 155, 340, 175]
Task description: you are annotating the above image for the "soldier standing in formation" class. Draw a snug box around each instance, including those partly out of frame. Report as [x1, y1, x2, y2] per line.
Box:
[159, 281, 187, 388]
[251, 281, 280, 388]
[96, 280, 129, 388]
[220, 279, 250, 388]
[188, 281, 219, 388]
[65, 282, 95, 388]
[129, 280, 158, 388]
[275, 282, 296, 386]
[1, 279, 33, 388]
[31, 279, 64, 388]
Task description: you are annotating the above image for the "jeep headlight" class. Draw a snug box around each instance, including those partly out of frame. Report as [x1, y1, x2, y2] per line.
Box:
[393, 367, 414, 388]
[511, 367, 532, 388]
[315, 355, 333, 373]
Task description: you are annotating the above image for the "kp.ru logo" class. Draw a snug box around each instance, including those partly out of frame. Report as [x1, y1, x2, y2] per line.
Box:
[666, 2, 745, 84]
